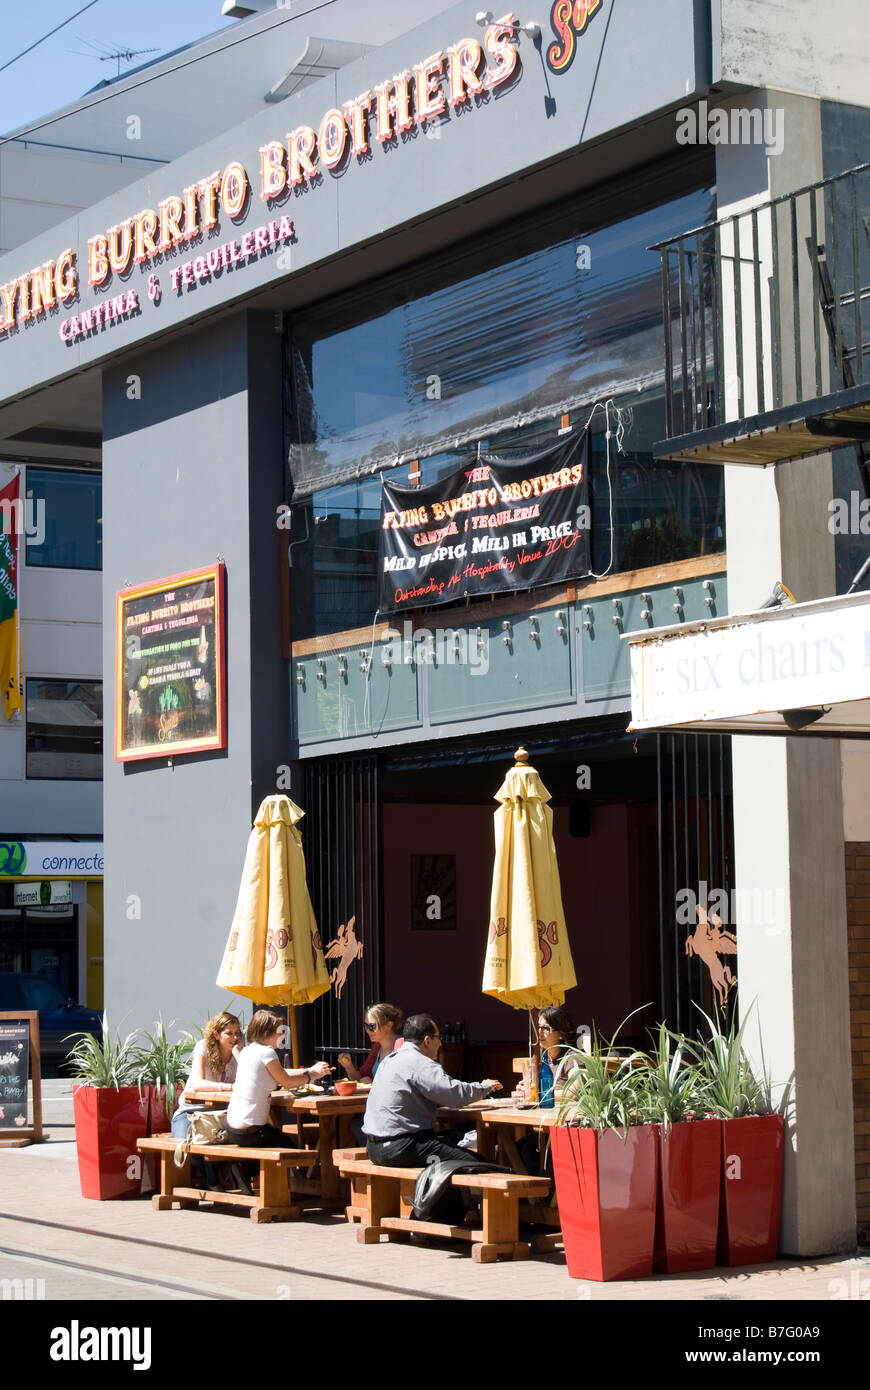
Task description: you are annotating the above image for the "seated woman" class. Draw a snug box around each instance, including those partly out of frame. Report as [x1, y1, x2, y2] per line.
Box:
[171, 1010, 243, 1140]
[515, 1005, 579, 1109]
[226, 1009, 331, 1149]
[337, 1002, 403, 1083]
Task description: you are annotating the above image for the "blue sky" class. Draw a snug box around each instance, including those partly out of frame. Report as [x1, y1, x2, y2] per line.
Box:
[1, 1, 235, 135]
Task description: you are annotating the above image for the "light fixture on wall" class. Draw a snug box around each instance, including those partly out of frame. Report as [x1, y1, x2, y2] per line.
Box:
[475, 11, 541, 40]
[758, 580, 796, 609]
[781, 707, 828, 731]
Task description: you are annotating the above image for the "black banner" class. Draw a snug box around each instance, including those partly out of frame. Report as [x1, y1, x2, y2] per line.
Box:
[378, 433, 590, 613]
[0, 1019, 29, 1128]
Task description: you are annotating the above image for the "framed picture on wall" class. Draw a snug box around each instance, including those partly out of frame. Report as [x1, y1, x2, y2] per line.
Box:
[115, 562, 226, 762]
[411, 853, 457, 931]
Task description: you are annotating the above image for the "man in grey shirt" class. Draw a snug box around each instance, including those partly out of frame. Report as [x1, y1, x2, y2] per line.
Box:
[362, 1013, 503, 1166]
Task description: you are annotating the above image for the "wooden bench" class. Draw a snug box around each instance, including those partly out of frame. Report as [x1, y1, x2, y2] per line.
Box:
[335, 1154, 551, 1262]
[137, 1134, 318, 1223]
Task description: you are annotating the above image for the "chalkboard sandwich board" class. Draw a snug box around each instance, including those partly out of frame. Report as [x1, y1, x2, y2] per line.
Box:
[0, 1012, 45, 1146]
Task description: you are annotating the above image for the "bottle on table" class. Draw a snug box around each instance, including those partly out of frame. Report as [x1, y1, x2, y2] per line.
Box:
[538, 1052, 556, 1109]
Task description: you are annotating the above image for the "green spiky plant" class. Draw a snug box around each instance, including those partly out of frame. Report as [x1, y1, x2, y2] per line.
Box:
[65, 1015, 140, 1089]
[688, 1003, 771, 1118]
[135, 1017, 196, 1123]
[556, 1008, 650, 1132]
[635, 1020, 702, 1129]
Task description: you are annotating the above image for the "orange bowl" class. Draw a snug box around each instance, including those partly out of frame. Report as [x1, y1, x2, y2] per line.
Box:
[335, 1080, 358, 1096]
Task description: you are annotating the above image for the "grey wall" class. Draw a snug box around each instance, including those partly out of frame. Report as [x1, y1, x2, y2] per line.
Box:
[718, 100, 857, 1254]
[102, 311, 287, 1028]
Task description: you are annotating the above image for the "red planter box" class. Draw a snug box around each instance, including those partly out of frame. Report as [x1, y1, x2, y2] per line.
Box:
[719, 1114, 784, 1265]
[551, 1125, 658, 1281]
[73, 1085, 150, 1200]
[145, 1083, 183, 1134]
[654, 1119, 722, 1273]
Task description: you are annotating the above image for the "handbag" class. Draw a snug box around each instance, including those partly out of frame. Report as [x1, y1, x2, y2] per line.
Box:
[174, 1109, 229, 1166]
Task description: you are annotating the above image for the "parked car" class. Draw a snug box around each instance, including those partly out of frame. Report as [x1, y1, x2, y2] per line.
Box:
[0, 972, 101, 1063]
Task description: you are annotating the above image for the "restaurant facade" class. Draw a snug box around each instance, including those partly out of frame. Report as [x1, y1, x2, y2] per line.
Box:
[0, 0, 868, 1254]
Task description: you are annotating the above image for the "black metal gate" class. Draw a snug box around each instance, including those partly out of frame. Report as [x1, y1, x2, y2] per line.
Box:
[656, 732, 735, 1036]
[298, 755, 383, 1066]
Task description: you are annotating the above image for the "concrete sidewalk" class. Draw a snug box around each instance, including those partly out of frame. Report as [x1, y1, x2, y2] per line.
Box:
[1, 1081, 866, 1303]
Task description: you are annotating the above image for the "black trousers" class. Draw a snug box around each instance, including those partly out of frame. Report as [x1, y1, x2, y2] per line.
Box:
[224, 1121, 296, 1186]
[365, 1127, 476, 1166]
[225, 1121, 292, 1148]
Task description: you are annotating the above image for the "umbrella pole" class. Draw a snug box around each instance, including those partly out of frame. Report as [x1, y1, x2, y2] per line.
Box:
[289, 1005, 300, 1068]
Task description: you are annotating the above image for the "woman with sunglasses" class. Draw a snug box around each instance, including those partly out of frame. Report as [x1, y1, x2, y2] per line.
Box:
[338, 1002, 404, 1083]
[515, 1005, 578, 1109]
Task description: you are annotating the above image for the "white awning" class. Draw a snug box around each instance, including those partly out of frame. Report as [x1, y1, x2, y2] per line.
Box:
[623, 590, 870, 738]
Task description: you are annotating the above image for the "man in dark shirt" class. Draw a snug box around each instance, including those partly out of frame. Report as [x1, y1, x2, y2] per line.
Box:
[362, 1013, 502, 1166]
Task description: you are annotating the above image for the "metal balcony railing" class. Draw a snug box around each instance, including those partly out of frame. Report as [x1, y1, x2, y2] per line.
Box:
[651, 160, 870, 442]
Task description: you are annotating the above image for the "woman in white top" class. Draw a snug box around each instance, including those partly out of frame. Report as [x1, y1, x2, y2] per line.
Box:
[226, 1009, 331, 1147]
[171, 1011, 243, 1140]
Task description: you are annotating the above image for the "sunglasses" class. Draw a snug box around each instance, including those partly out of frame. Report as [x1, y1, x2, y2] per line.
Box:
[364, 1021, 377, 1032]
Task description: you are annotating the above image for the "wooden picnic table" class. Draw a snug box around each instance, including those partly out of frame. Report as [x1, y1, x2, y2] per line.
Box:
[179, 1089, 516, 1212]
[183, 1087, 367, 1206]
[473, 1105, 563, 1247]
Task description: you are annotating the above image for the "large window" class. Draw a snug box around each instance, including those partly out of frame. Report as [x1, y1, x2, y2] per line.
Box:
[25, 679, 103, 780]
[25, 468, 101, 570]
[289, 160, 715, 495]
[287, 158, 723, 641]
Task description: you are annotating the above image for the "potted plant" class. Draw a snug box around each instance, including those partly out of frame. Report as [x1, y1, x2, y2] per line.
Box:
[551, 1019, 657, 1281]
[689, 1005, 784, 1266]
[637, 1021, 722, 1274]
[66, 1017, 148, 1200]
[135, 1018, 196, 1134]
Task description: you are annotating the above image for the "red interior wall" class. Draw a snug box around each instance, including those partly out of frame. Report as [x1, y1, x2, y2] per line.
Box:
[383, 799, 640, 1042]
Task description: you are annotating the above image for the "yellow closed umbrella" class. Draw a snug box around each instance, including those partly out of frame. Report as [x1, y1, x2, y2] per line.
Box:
[483, 747, 577, 1010]
[217, 794, 330, 1062]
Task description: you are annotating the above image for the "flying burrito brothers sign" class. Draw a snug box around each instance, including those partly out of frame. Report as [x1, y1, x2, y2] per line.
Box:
[379, 433, 590, 612]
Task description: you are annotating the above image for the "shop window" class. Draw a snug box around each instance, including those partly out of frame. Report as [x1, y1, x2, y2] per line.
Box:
[287, 160, 723, 640]
[292, 394, 724, 639]
[25, 679, 103, 780]
[24, 468, 102, 571]
[288, 167, 715, 495]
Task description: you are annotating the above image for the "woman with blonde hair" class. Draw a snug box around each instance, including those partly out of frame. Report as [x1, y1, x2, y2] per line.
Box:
[226, 1010, 331, 1149]
[338, 1002, 404, 1083]
[171, 1010, 243, 1140]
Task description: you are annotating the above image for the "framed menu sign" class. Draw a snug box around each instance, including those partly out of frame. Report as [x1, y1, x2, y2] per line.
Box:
[0, 1012, 43, 1146]
[115, 562, 226, 762]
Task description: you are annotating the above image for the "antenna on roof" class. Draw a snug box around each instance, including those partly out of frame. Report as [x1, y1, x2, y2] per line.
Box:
[98, 48, 159, 77]
[69, 37, 160, 78]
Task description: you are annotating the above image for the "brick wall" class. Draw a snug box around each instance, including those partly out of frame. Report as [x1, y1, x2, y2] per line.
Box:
[845, 843, 870, 1243]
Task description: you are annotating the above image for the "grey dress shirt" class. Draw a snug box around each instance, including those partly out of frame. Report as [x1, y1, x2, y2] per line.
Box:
[361, 1042, 494, 1138]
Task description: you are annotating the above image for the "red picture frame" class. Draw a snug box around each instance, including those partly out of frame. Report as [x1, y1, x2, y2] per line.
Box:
[115, 562, 226, 762]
